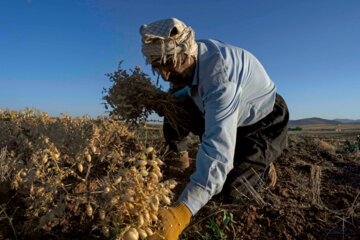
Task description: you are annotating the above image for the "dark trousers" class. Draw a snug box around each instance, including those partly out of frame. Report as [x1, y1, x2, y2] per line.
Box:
[163, 93, 289, 199]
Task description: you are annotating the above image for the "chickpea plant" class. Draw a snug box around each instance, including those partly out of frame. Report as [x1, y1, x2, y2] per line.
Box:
[0, 108, 177, 239]
[102, 61, 191, 133]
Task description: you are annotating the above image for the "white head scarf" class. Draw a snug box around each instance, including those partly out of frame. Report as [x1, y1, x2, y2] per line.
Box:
[140, 18, 198, 67]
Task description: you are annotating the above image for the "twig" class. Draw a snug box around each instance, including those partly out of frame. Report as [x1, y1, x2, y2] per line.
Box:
[250, 168, 266, 189]
[0, 147, 7, 180]
[239, 176, 266, 206]
[324, 191, 360, 238]
[310, 165, 322, 205]
[250, 167, 280, 205]
[0, 204, 18, 240]
[85, 163, 92, 181]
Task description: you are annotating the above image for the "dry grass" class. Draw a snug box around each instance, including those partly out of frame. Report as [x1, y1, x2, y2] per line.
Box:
[314, 138, 337, 152]
[310, 164, 322, 205]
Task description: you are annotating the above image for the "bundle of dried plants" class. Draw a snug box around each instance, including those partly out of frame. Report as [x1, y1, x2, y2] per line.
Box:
[102, 61, 191, 132]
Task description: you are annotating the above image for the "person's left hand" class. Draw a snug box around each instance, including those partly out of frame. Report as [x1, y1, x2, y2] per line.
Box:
[148, 202, 192, 240]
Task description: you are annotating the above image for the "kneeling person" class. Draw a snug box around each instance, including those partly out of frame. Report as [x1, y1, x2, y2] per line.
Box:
[139, 18, 289, 240]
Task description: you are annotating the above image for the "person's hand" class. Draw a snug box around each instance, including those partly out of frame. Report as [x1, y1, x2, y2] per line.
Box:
[148, 202, 191, 240]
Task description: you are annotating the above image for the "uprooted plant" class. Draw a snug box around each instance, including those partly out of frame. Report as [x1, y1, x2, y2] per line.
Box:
[102, 61, 192, 133]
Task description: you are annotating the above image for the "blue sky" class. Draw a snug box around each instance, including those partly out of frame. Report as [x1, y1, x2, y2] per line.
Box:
[1, 0, 359, 120]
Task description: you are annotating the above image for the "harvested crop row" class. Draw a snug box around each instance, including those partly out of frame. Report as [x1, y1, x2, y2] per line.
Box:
[0, 108, 176, 240]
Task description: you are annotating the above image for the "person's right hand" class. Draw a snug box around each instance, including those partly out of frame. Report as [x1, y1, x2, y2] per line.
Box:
[148, 202, 192, 240]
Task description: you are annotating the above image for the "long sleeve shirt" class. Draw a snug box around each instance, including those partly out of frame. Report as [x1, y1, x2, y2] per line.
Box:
[178, 39, 276, 215]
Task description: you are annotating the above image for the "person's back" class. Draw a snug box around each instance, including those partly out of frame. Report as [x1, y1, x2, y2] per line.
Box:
[195, 39, 276, 126]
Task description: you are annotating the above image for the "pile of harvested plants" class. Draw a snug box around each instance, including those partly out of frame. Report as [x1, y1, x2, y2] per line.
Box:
[0, 108, 176, 240]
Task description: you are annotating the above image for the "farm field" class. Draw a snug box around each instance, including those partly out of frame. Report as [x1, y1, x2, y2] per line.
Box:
[300, 124, 360, 130]
[1, 112, 359, 240]
[162, 126, 360, 240]
[289, 124, 360, 134]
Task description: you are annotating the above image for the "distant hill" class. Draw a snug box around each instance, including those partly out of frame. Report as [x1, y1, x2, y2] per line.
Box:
[289, 117, 360, 126]
[289, 118, 342, 126]
[334, 119, 360, 124]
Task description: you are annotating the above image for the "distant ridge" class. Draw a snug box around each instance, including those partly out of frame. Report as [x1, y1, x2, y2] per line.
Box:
[289, 117, 342, 126]
[289, 118, 360, 126]
[334, 119, 360, 124]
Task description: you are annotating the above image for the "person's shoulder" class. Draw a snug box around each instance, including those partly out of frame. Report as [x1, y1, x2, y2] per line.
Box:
[197, 39, 247, 60]
[197, 39, 229, 52]
[196, 40, 230, 87]
[198, 39, 245, 50]
[196, 39, 227, 60]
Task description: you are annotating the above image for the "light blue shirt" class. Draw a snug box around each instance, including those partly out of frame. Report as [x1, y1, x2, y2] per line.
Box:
[178, 39, 276, 215]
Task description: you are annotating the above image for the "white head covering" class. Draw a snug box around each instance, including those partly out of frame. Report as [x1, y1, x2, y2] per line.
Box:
[140, 18, 198, 67]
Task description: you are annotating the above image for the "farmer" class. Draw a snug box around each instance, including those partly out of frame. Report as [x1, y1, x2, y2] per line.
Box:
[140, 18, 289, 239]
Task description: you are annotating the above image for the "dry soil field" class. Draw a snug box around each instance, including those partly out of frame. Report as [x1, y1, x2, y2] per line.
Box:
[1, 113, 359, 239]
[157, 125, 360, 240]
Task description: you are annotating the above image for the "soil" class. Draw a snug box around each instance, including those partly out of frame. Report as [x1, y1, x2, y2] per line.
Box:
[1, 130, 359, 239]
[162, 133, 360, 240]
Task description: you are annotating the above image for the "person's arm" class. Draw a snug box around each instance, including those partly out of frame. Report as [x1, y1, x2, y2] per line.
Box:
[148, 81, 239, 240]
[178, 80, 239, 215]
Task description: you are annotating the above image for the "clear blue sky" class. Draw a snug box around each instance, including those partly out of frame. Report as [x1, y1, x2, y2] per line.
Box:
[1, 0, 359, 120]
